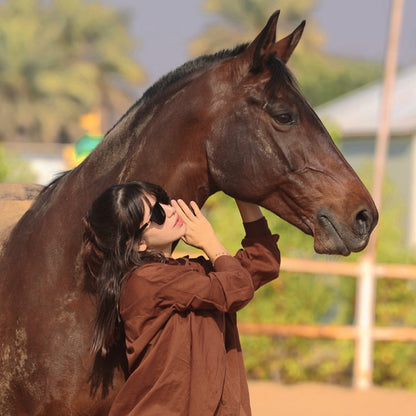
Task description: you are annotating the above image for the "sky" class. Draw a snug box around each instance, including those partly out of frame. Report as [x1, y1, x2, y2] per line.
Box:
[100, 0, 416, 93]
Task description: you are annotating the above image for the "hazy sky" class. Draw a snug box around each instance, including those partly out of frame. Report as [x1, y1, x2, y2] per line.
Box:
[101, 0, 416, 91]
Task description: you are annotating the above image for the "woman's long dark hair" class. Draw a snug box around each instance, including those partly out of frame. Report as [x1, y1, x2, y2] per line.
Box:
[80, 181, 169, 396]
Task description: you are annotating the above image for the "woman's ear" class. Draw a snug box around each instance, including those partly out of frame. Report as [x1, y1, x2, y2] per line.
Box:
[136, 241, 147, 252]
[128, 239, 148, 252]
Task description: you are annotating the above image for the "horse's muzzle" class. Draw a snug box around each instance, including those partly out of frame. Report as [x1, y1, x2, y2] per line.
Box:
[315, 207, 378, 256]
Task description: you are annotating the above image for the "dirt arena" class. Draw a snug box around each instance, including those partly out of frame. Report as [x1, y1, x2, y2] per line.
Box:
[248, 381, 416, 415]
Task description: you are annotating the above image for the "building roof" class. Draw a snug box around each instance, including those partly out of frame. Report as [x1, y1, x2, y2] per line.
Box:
[317, 64, 416, 136]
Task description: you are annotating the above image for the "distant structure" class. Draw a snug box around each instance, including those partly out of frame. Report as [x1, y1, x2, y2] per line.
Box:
[317, 64, 416, 247]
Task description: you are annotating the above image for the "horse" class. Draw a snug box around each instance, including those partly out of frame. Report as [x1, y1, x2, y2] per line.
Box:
[0, 11, 378, 415]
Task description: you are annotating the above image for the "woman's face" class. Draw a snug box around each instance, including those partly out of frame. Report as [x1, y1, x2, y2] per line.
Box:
[139, 194, 186, 255]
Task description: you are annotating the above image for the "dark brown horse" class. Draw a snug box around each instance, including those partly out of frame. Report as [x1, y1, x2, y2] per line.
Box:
[0, 11, 377, 415]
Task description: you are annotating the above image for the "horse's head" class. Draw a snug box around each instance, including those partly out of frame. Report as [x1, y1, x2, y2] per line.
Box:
[205, 11, 378, 255]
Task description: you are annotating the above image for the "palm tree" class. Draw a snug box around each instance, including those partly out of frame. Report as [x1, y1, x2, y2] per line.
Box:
[0, 0, 146, 142]
[190, 0, 324, 57]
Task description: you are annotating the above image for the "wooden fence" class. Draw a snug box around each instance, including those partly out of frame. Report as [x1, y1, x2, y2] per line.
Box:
[238, 256, 416, 387]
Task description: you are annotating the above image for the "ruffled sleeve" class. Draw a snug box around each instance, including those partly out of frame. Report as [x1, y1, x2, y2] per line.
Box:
[234, 216, 281, 290]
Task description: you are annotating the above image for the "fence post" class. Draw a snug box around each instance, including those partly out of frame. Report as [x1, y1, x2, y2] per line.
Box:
[352, 0, 404, 389]
[353, 254, 376, 389]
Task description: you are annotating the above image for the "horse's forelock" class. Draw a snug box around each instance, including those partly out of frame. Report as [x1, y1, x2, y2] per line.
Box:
[267, 55, 299, 91]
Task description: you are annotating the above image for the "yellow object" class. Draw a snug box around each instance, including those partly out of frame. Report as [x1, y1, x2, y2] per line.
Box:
[79, 110, 102, 135]
[63, 145, 77, 168]
[63, 110, 103, 168]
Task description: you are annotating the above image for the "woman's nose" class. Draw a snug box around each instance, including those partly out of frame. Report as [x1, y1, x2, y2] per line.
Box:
[163, 204, 175, 216]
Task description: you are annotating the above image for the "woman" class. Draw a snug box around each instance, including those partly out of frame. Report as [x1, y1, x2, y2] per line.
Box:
[81, 181, 280, 415]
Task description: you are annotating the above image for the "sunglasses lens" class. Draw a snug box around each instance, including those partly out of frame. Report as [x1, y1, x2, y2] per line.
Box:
[150, 202, 166, 225]
[158, 191, 170, 205]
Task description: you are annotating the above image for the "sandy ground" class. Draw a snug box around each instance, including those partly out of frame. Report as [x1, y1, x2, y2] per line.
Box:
[248, 381, 416, 416]
[0, 183, 41, 247]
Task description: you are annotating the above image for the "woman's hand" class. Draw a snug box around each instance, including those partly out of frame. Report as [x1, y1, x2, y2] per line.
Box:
[171, 200, 214, 249]
[171, 199, 230, 263]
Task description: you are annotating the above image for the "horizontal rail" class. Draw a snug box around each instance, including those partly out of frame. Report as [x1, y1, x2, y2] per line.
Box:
[281, 257, 416, 280]
[239, 322, 356, 340]
[238, 322, 416, 342]
[175, 253, 416, 280]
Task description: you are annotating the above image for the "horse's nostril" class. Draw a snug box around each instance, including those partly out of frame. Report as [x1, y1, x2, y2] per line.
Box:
[355, 209, 372, 235]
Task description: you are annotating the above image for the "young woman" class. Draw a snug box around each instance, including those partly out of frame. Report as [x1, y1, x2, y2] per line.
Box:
[81, 181, 280, 415]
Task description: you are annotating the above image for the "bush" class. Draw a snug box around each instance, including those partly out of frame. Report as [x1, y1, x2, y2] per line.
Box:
[0, 144, 36, 183]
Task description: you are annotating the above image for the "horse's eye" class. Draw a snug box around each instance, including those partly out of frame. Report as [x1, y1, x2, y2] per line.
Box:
[275, 113, 293, 125]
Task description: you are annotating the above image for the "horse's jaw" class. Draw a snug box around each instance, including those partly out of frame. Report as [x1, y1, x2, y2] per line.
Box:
[259, 192, 378, 256]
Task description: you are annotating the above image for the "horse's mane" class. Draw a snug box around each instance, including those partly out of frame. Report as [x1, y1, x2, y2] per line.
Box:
[104, 43, 250, 138]
[141, 43, 250, 102]
[38, 170, 71, 196]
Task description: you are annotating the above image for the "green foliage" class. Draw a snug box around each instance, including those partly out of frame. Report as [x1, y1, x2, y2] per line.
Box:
[191, 0, 324, 57]
[242, 336, 354, 384]
[237, 271, 358, 384]
[291, 52, 382, 106]
[374, 342, 416, 389]
[0, 145, 8, 182]
[0, 0, 145, 142]
[0, 144, 36, 182]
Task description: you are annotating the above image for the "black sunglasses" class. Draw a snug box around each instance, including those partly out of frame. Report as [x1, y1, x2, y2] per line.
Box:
[138, 201, 166, 233]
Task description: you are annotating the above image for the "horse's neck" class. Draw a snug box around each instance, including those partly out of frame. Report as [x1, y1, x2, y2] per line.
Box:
[99, 97, 213, 206]
[89, 101, 152, 179]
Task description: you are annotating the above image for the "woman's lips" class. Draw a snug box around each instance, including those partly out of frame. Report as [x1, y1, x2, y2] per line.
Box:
[175, 216, 183, 227]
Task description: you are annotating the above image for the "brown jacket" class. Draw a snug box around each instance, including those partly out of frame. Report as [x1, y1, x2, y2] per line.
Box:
[109, 217, 280, 415]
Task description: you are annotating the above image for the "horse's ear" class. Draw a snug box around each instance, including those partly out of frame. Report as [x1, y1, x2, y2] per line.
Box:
[245, 10, 280, 73]
[272, 20, 305, 63]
